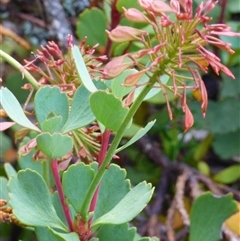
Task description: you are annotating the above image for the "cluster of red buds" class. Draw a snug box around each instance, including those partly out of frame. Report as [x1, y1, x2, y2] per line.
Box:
[23, 35, 107, 96]
[0, 199, 24, 226]
[103, 0, 240, 132]
[20, 36, 105, 162]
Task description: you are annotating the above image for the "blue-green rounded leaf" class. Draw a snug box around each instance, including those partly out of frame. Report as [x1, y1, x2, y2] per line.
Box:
[92, 182, 154, 229]
[76, 8, 107, 49]
[133, 74, 169, 102]
[62, 85, 95, 133]
[93, 164, 131, 221]
[8, 169, 66, 230]
[0, 177, 8, 201]
[111, 69, 135, 99]
[62, 163, 95, 213]
[4, 163, 17, 178]
[96, 223, 136, 241]
[42, 116, 63, 133]
[34, 86, 69, 130]
[0, 87, 40, 132]
[90, 91, 129, 131]
[189, 192, 238, 241]
[35, 227, 79, 241]
[36, 133, 73, 158]
[213, 130, 240, 159]
[52, 192, 68, 227]
[18, 138, 43, 176]
[192, 99, 240, 134]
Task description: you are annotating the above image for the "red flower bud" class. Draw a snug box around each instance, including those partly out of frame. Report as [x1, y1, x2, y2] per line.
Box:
[124, 69, 148, 86]
[150, 0, 177, 14]
[183, 105, 194, 133]
[106, 26, 147, 43]
[199, 79, 208, 117]
[103, 55, 134, 79]
[123, 7, 150, 23]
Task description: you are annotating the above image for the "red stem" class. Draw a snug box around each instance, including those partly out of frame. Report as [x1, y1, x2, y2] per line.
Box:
[104, 0, 121, 57]
[51, 159, 73, 232]
[98, 130, 112, 167]
[218, 0, 228, 24]
[214, 0, 228, 57]
[88, 130, 112, 225]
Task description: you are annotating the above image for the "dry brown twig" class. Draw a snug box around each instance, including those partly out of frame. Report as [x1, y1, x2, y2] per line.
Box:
[0, 25, 30, 49]
[136, 136, 240, 240]
[175, 169, 190, 227]
[166, 170, 190, 241]
[166, 199, 177, 241]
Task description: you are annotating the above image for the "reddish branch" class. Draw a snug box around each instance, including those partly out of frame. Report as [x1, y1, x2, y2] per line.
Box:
[51, 159, 73, 232]
[104, 0, 122, 57]
[88, 130, 111, 226]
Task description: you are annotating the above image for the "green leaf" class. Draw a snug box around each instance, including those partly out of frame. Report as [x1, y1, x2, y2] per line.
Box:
[221, 34, 240, 50]
[111, 69, 135, 99]
[147, 77, 176, 104]
[18, 139, 43, 176]
[133, 74, 169, 102]
[5, 72, 29, 104]
[0, 177, 8, 200]
[137, 238, 159, 241]
[197, 161, 210, 176]
[0, 87, 40, 132]
[192, 99, 240, 134]
[213, 165, 240, 184]
[116, 120, 156, 153]
[116, 0, 141, 13]
[221, 67, 240, 99]
[212, 130, 240, 159]
[92, 181, 154, 229]
[76, 8, 107, 49]
[93, 164, 131, 221]
[42, 116, 63, 133]
[35, 227, 79, 241]
[52, 192, 68, 227]
[71, 46, 97, 93]
[62, 85, 95, 133]
[4, 163, 17, 178]
[189, 192, 238, 241]
[36, 133, 73, 159]
[227, 0, 240, 13]
[8, 169, 67, 230]
[96, 223, 136, 241]
[62, 163, 95, 213]
[0, 132, 12, 155]
[90, 91, 129, 131]
[34, 86, 69, 130]
[193, 134, 213, 161]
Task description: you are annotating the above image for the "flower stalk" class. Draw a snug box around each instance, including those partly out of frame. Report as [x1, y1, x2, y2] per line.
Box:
[0, 50, 40, 90]
[103, 0, 240, 131]
[81, 73, 158, 221]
